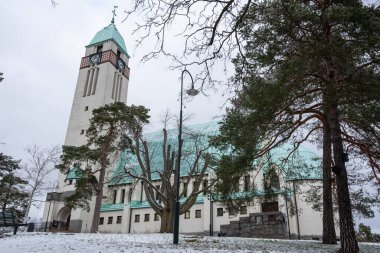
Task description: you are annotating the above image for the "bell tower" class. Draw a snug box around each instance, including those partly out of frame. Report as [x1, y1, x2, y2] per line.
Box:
[42, 15, 130, 232]
[64, 20, 130, 147]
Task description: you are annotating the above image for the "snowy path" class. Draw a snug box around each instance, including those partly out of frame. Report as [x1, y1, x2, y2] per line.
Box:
[1, 233, 379, 253]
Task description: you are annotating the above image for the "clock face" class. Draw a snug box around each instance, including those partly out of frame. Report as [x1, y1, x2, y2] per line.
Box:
[117, 59, 125, 71]
[89, 54, 100, 64]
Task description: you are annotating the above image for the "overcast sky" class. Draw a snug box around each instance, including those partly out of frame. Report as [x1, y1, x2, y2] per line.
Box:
[1, 1, 379, 232]
[0, 0, 227, 161]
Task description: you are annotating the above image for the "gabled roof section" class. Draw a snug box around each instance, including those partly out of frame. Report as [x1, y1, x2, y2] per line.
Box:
[107, 121, 322, 186]
[108, 122, 220, 186]
[66, 166, 83, 180]
[87, 23, 129, 58]
[263, 144, 322, 181]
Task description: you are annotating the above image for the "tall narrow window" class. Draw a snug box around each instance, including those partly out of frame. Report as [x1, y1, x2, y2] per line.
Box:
[87, 68, 95, 96]
[118, 76, 123, 101]
[83, 70, 90, 97]
[117, 50, 121, 58]
[140, 181, 144, 202]
[112, 190, 117, 204]
[112, 72, 117, 99]
[244, 175, 250, 191]
[155, 185, 160, 201]
[120, 189, 125, 203]
[193, 181, 199, 194]
[97, 45, 103, 53]
[128, 188, 132, 202]
[114, 73, 120, 101]
[183, 182, 187, 197]
[203, 179, 208, 195]
[91, 67, 99, 95]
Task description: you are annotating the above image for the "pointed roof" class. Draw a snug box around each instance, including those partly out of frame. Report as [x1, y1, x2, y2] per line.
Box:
[87, 23, 129, 58]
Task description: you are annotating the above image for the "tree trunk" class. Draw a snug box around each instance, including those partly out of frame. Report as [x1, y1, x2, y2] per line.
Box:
[322, 120, 337, 244]
[329, 103, 359, 253]
[2, 183, 12, 211]
[90, 164, 106, 233]
[160, 208, 173, 233]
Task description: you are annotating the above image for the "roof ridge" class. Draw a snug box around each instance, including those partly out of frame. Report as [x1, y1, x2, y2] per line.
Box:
[87, 23, 129, 58]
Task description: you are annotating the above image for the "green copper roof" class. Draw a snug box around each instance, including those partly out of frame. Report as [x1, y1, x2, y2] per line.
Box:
[108, 122, 322, 186]
[66, 166, 83, 180]
[262, 144, 322, 181]
[108, 122, 220, 186]
[87, 23, 129, 58]
[129, 195, 204, 209]
[212, 189, 292, 202]
[100, 203, 124, 212]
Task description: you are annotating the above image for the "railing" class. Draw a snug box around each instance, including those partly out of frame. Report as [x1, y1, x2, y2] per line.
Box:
[80, 50, 130, 79]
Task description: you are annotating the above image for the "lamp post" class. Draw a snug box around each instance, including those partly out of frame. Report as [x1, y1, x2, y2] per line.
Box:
[173, 69, 199, 245]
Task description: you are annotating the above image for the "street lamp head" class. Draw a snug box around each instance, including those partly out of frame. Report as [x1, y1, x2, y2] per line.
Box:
[186, 86, 199, 97]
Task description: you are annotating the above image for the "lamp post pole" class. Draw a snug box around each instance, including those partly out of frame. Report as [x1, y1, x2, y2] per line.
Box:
[173, 70, 198, 245]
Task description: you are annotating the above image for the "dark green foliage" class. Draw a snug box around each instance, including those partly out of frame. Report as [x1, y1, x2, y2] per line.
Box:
[213, 1, 379, 251]
[356, 224, 380, 243]
[0, 153, 29, 220]
[0, 153, 19, 177]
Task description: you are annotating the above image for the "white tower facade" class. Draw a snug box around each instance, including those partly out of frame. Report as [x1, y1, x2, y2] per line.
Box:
[42, 21, 130, 232]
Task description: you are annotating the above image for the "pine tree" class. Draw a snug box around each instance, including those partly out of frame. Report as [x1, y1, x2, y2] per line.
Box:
[57, 102, 149, 233]
[0, 153, 29, 220]
[213, 2, 380, 252]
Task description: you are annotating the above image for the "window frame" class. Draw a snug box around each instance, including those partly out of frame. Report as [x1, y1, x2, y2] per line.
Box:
[217, 208, 224, 217]
[120, 189, 125, 204]
[195, 210, 201, 218]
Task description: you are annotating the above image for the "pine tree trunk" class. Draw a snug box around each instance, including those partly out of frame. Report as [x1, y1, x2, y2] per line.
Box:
[90, 164, 106, 233]
[160, 208, 173, 233]
[329, 104, 359, 253]
[322, 121, 337, 244]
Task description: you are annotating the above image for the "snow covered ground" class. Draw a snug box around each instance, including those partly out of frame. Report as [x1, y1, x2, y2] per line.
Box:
[1, 232, 380, 253]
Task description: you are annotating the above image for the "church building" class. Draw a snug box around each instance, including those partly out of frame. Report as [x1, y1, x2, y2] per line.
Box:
[42, 18, 331, 240]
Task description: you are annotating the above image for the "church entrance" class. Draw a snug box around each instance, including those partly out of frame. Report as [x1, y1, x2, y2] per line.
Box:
[56, 206, 71, 232]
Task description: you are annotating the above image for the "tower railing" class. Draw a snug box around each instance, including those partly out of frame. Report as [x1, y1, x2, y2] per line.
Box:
[80, 50, 130, 79]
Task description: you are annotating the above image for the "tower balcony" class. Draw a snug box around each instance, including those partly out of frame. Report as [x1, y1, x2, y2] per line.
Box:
[80, 50, 130, 79]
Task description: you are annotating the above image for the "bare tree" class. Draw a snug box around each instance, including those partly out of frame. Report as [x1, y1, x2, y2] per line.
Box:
[117, 116, 217, 232]
[124, 0, 254, 88]
[22, 145, 60, 220]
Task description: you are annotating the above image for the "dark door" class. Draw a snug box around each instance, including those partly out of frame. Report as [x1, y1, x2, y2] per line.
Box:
[65, 215, 71, 231]
[261, 202, 279, 212]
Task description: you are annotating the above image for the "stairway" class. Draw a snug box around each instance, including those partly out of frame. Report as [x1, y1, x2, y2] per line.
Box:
[219, 211, 288, 239]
